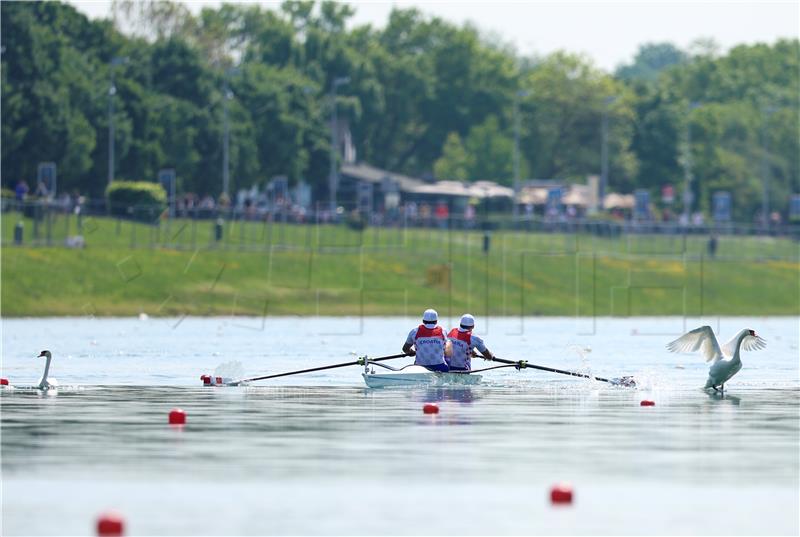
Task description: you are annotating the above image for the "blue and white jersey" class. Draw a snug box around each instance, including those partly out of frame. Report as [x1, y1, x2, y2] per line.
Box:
[405, 324, 447, 367]
[446, 328, 487, 370]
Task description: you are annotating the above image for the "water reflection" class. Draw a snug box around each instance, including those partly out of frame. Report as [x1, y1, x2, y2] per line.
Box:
[707, 391, 742, 406]
[421, 386, 477, 404]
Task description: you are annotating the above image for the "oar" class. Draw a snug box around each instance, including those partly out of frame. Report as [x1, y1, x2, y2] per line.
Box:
[226, 353, 409, 386]
[483, 356, 636, 387]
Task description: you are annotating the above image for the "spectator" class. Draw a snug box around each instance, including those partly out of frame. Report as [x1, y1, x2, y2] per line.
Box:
[15, 180, 29, 201]
[35, 181, 49, 198]
[405, 202, 418, 225]
[707, 234, 718, 258]
[464, 203, 476, 229]
[419, 202, 431, 226]
[435, 201, 449, 229]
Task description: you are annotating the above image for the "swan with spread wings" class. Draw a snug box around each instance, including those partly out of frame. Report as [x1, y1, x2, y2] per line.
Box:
[667, 326, 766, 391]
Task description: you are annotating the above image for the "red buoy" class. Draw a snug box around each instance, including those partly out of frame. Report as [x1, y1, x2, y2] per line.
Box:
[550, 483, 573, 504]
[168, 408, 187, 425]
[201, 375, 211, 386]
[423, 403, 439, 414]
[640, 400, 656, 406]
[0, 378, 9, 386]
[96, 511, 125, 536]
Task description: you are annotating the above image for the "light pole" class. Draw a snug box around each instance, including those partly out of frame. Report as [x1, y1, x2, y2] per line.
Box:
[107, 57, 127, 186]
[760, 104, 777, 230]
[221, 67, 241, 199]
[682, 101, 701, 223]
[599, 96, 616, 211]
[512, 89, 530, 221]
[329, 76, 349, 214]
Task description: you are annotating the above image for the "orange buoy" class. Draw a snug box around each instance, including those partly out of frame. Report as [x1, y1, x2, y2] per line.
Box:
[422, 403, 439, 414]
[168, 408, 187, 425]
[640, 400, 656, 406]
[96, 511, 125, 536]
[550, 483, 573, 504]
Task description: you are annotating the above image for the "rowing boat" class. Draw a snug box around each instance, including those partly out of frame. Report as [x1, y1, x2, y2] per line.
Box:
[362, 362, 482, 388]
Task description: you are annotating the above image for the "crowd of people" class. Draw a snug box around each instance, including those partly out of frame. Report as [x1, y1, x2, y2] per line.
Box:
[8, 179, 792, 233]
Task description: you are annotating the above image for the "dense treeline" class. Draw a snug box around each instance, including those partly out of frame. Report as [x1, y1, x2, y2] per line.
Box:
[2, 1, 798, 221]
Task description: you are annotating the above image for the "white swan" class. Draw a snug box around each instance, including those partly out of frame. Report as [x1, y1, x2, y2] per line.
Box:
[37, 350, 59, 390]
[666, 326, 766, 391]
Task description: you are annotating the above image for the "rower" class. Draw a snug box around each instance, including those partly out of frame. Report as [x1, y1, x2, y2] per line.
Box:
[446, 314, 493, 371]
[402, 309, 451, 372]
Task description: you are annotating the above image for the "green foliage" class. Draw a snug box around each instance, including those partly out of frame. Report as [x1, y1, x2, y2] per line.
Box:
[1, 1, 797, 222]
[616, 42, 687, 83]
[105, 180, 166, 219]
[433, 133, 469, 181]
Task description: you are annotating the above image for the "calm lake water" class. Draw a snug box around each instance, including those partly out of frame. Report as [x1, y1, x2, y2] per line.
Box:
[2, 316, 798, 535]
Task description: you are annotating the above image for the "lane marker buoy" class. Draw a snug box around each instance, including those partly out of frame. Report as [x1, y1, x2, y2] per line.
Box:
[96, 511, 125, 536]
[550, 483, 573, 504]
[168, 408, 187, 425]
[423, 403, 439, 414]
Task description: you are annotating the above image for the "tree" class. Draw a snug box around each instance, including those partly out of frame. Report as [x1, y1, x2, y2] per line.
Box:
[433, 132, 470, 181]
[616, 42, 687, 83]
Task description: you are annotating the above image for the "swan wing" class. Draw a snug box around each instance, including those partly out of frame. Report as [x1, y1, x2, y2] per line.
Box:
[720, 334, 739, 357]
[722, 332, 767, 355]
[741, 335, 767, 352]
[666, 326, 722, 363]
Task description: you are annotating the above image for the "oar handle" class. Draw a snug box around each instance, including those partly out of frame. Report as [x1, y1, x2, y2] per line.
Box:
[233, 353, 409, 384]
[486, 356, 611, 383]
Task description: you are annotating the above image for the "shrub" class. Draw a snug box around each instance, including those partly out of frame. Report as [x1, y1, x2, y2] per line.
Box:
[106, 181, 167, 222]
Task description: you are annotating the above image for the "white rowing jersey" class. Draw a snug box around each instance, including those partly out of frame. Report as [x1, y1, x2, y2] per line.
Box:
[406, 324, 447, 367]
[446, 328, 487, 370]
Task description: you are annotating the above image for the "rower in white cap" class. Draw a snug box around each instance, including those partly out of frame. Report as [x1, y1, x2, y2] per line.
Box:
[402, 308, 452, 372]
[446, 314, 494, 371]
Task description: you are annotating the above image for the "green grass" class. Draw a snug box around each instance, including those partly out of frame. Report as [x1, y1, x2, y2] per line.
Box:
[1, 211, 798, 317]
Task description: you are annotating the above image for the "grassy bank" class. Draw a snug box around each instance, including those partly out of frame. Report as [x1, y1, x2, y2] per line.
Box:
[1, 213, 798, 317]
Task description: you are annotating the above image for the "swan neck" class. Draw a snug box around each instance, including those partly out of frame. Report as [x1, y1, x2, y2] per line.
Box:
[41, 354, 52, 383]
[732, 332, 748, 360]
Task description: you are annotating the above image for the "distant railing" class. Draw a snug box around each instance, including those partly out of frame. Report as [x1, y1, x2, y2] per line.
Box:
[2, 197, 798, 261]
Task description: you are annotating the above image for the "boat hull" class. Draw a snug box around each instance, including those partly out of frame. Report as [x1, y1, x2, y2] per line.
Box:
[362, 365, 482, 388]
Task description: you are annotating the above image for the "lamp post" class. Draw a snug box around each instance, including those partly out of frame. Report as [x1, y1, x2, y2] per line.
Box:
[513, 89, 530, 221]
[329, 76, 349, 214]
[107, 56, 127, 186]
[761, 105, 777, 230]
[599, 96, 616, 211]
[221, 67, 241, 199]
[682, 101, 701, 223]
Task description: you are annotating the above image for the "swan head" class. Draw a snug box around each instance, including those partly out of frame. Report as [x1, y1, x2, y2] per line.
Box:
[38, 350, 52, 359]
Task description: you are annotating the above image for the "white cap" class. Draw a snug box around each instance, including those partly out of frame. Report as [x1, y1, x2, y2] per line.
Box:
[459, 314, 475, 329]
[422, 309, 438, 324]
